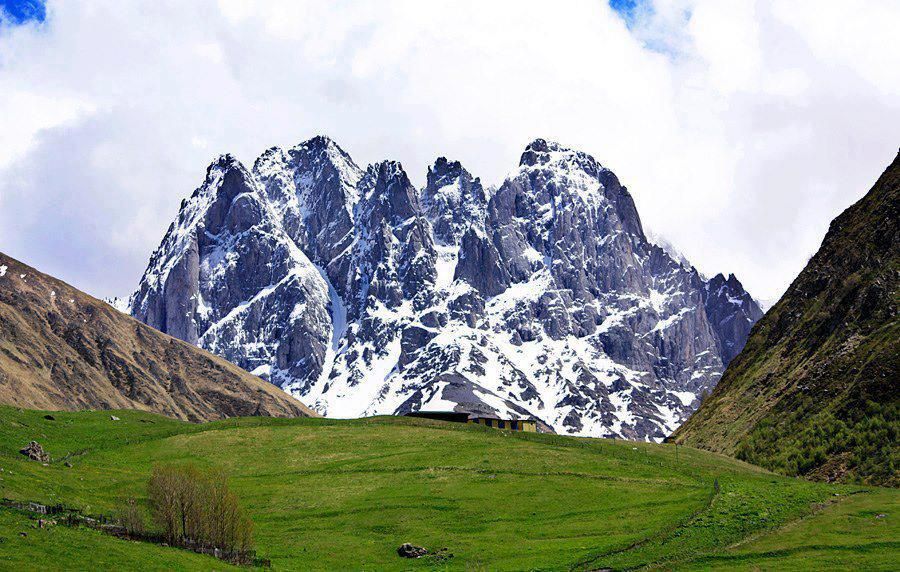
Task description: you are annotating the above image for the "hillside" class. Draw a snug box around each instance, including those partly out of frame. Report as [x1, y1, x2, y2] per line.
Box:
[0, 252, 315, 421]
[673, 152, 899, 486]
[0, 406, 896, 570]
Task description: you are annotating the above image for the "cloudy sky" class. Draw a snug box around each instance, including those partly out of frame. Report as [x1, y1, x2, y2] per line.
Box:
[1, 0, 898, 304]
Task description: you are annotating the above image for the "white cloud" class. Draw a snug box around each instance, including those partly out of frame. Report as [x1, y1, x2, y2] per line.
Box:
[0, 0, 898, 301]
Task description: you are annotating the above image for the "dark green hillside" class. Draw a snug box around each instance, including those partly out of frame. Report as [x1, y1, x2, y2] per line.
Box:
[0, 406, 897, 570]
[673, 151, 899, 486]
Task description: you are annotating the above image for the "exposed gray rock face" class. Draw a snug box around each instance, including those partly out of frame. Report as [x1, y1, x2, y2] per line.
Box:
[349, 160, 437, 316]
[454, 227, 509, 297]
[702, 273, 765, 364]
[445, 139, 736, 438]
[253, 135, 362, 300]
[129, 154, 332, 390]
[129, 136, 762, 440]
[421, 157, 487, 245]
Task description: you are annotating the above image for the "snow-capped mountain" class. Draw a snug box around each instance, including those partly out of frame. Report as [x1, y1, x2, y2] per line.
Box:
[128, 136, 762, 440]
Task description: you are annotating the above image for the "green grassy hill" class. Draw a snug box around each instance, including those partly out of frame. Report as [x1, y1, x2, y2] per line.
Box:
[0, 406, 896, 570]
[672, 152, 899, 486]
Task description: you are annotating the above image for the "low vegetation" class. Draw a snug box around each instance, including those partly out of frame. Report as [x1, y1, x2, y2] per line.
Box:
[118, 497, 144, 536]
[736, 399, 898, 487]
[147, 463, 253, 552]
[0, 406, 896, 570]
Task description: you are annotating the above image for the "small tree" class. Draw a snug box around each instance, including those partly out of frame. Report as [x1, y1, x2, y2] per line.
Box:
[201, 467, 254, 552]
[174, 464, 202, 542]
[148, 465, 181, 542]
[118, 497, 144, 535]
[147, 463, 254, 552]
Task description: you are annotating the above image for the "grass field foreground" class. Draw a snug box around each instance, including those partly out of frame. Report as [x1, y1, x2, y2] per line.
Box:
[0, 406, 896, 570]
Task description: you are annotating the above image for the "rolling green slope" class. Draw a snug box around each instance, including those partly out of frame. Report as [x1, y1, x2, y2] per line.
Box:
[0, 509, 240, 571]
[673, 152, 899, 486]
[0, 406, 896, 570]
[681, 489, 898, 571]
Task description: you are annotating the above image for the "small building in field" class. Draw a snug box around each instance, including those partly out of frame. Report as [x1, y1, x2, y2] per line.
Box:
[404, 411, 470, 423]
[404, 411, 538, 432]
[468, 416, 537, 432]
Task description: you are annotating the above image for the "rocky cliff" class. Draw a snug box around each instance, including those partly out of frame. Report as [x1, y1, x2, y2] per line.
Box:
[129, 136, 761, 439]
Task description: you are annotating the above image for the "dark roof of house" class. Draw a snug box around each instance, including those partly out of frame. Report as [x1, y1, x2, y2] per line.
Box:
[469, 415, 537, 422]
[404, 411, 537, 423]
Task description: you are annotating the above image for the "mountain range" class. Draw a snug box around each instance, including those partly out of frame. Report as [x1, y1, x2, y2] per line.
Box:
[125, 136, 763, 440]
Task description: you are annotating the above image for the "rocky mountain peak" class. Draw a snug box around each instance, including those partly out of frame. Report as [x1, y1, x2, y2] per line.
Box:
[427, 156, 466, 185]
[202, 158, 265, 236]
[192, 154, 253, 206]
[358, 160, 420, 224]
[129, 136, 763, 441]
[208, 151, 241, 171]
[291, 136, 361, 185]
[702, 272, 764, 364]
[254, 136, 362, 196]
[305, 133, 336, 148]
[251, 136, 362, 300]
[519, 138, 563, 165]
[135, 154, 260, 307]
[519, 138, 605, 179]
[708, 273, 744, 293]
[422, 157, 487, 246]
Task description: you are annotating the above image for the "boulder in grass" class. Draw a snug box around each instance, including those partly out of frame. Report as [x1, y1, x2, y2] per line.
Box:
[20, 441, 50, 463]
[397, 543, 428, 558]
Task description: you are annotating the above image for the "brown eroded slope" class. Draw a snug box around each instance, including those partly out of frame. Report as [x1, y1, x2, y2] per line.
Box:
[0, 252, 317, 421]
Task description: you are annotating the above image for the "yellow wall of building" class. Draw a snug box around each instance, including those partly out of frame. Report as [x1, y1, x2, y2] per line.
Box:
[468, 418, 536, 432]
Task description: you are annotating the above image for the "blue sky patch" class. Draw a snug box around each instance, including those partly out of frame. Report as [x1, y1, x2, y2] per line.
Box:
[0, 0, 46, 25]
[609, 0, 640, 27]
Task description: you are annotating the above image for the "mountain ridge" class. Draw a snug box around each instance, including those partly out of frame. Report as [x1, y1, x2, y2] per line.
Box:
[127, 135, 762, 439]
[0, 251, 315, 421]
[672, 150, 899, 485]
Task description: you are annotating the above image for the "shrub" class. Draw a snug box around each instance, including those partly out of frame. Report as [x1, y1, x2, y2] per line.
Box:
[118, 497, 145, 535]
[148, 463, 254, 552]
[148, 464, 182, 542]
[736, 398, 898, 486]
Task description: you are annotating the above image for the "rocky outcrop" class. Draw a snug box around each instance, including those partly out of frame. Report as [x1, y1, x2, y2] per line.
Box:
[702, 273, 765, 364]
[254, 135, 362, 299]
[421, 157, 488, 245]
[128, 136, 762, 440]
[129, 155, 332, 391]
[397, 543, 428, 559]
[20, 441, 49, 462]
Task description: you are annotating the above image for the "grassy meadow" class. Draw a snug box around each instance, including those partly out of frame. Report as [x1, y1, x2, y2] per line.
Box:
[0, 406, 896, 570]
